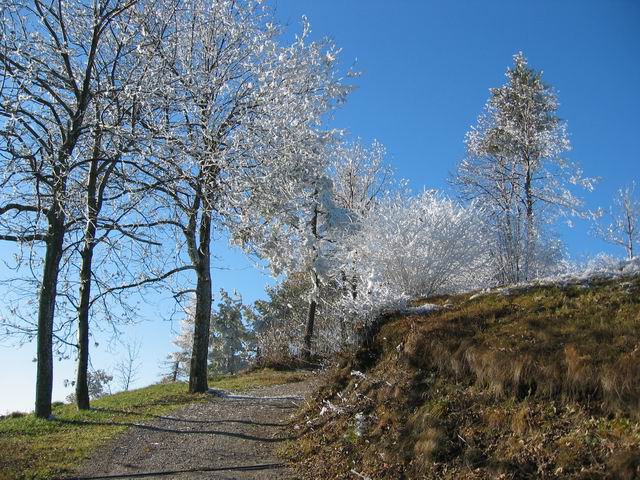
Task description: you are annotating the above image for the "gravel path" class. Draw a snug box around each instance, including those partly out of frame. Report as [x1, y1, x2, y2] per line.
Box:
[74, 380, 314, 480]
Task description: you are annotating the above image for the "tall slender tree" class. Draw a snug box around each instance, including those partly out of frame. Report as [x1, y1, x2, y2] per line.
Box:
[329, 140, 394, 344]
[141, 0, 349, 392]
[0, 0, 142, 417]
[452, 53, 593, 283]
[241, 140, 350, 361]
[70, 2, 153, 409]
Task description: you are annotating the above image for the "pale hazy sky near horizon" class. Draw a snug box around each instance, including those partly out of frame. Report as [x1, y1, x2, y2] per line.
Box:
[1, 0, 639, 413]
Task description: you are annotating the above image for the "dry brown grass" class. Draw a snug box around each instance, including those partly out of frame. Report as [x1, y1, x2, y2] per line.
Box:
[398, 278, 640, 417]
[287, 275, 640, 479]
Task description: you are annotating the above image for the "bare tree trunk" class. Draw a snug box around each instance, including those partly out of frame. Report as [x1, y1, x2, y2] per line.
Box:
[523, 163, 534, 281]
[172, 361, 179, 382]
[337, 269, 358, 347]
[303, 201, 319, 363]
[75, 162, 99, 409]
[75, 116, 112, 409]
[303, 295, 317, 363]
[626, 211, 634, 260]
[189, 265, 212, 392]
[338, 270, 349, 346]
[35, 213, 65, 418]
[75, 248, 92, 410]
[189, 210, 212, 393]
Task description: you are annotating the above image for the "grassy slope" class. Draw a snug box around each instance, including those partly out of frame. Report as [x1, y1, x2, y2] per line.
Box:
[0, 369, 307, 480]
[288, 276, 640, 479]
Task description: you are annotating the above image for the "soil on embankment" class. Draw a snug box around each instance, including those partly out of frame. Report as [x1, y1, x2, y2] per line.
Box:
[288, 276, 640, 479]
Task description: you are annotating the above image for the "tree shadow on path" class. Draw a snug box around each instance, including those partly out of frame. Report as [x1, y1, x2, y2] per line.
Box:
[55, 418, 297, 443]
[67, 462, 287, 479]
[89, 407, 289, 427]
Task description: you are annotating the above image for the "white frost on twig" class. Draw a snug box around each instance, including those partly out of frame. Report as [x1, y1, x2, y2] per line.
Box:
[319, 400, 344, 416]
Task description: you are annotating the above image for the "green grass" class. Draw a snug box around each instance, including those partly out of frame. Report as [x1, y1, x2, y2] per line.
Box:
[208, 368, 309, 391]
[0, 369, 308, 480]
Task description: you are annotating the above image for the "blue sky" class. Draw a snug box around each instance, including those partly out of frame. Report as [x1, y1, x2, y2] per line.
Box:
[1, 0, 639, 413]
[271, 0, 640, 261]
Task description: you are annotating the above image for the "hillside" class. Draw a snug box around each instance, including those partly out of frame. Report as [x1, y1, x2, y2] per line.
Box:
[287, 275, 640, 479]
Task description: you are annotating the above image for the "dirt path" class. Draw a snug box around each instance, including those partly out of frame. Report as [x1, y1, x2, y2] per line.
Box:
[74, 380, 314, 480]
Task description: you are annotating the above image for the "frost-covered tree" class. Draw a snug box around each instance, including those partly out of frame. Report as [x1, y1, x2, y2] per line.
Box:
[246, 167, 349, 362]
[452, 53, 593, 284]
[330, 140, 393, 218]
[595, 182, 639, 260]
[242, 139, 394, 357]
[140, 0, 348, 391]
[0, 0, 153, 418]
[328, 139, 396, 343]
[298, 178, 342, 362]
[344, 191, 491, 319]
[330, 140, 395, 286]
[254, 191, 490, 351]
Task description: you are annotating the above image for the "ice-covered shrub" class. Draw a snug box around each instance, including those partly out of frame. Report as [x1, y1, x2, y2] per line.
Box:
[338, 191, 492, 321]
